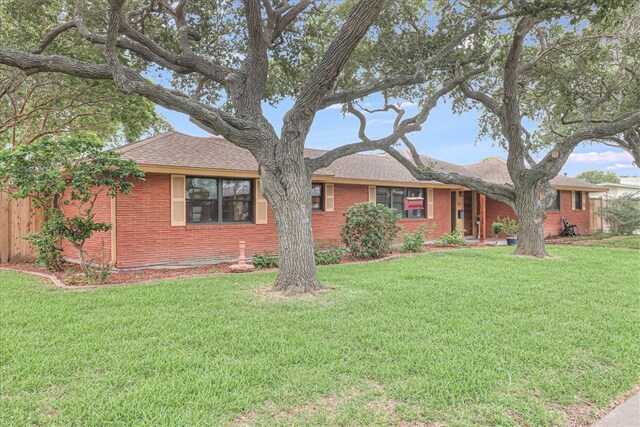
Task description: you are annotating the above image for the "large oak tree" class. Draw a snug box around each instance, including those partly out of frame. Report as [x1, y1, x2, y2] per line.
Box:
[362, 1, 640, 256]
[0, 0, 518, 293]
[1, 0, 638, 291]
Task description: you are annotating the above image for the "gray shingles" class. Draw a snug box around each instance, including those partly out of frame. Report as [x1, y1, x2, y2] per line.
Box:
[117, 132, 602, 190]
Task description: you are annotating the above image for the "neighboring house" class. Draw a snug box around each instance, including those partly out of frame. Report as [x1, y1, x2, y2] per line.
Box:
[590, 176, 640, 199]
[589, 176, 640, 233]
[60, 132, 601, 268]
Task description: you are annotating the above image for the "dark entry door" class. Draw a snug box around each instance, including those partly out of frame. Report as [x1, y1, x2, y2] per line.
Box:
[451, 191, 457, 232]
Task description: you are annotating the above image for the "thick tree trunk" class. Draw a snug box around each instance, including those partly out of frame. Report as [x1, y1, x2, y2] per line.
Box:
[512, 184, 549, 257]
[260, 167, 322, 294]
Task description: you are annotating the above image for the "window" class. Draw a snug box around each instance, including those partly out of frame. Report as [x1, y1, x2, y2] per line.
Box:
[547, 190, 560, 211]
[186, 177, 252, 224]
[376, 187, 425, 218]
[573, 191, 583, 210]
[406, 188, 425, 218]
[311, 183, 323, 211]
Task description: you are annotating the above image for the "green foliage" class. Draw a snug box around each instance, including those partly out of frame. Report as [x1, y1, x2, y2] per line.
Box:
[576, 170, 620, 184]
[492, 216, 519, 236]
[314, 244, 345, 265]
[599, 192, 640, 235]
[0, 136, 143, 280]
[23, 211, 64, 270]
[341, 203, 401, 260]
[251, 251, 279, 269]
[400, 225, 434, 253]
[0, 0, 170, 147]
[491, 221, 506, 237]
[434, 226, 469, 247]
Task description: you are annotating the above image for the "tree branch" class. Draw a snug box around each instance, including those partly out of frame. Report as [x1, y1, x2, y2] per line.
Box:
[384, 146, 516, 206]
[282, 0, 389, 147]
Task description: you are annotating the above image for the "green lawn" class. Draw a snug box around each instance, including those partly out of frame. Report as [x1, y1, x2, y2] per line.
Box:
[1, 247, 639, 426]
[580, 235, 640, 249]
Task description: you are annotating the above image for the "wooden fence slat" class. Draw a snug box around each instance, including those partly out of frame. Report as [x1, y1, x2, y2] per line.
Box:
[0, 191, 41, 263]
[0, 192, 9, 263]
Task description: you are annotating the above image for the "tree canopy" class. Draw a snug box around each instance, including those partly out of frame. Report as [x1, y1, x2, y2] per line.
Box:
[0, 1, 170, 147]
[576, 170, 621, 184]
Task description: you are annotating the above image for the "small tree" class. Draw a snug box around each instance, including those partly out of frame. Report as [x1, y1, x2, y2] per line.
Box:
[599, 192, 640, 235]
[576, 170, 620, 184]
[0, 137, 143, 279]
[341, 203, 401, 260]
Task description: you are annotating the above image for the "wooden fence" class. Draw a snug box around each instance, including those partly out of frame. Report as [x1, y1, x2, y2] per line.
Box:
[589, 197, 607, 234]
[0, 191, 42, 263]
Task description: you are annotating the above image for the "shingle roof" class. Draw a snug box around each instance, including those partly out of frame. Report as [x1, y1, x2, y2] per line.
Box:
[465, 157, 605, 191]
[117, 132, 601, 190]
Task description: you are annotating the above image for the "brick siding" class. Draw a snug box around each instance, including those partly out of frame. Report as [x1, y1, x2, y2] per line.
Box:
[60, 188, 112, 264]
[484, 190, 590, 238]
[113, 173, 453, 267]
[74, 173, 593, 268]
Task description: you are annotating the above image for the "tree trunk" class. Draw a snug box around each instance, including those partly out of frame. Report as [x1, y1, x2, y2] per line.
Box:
[513, 184, 549, 257]
[260, 167, 323, 294]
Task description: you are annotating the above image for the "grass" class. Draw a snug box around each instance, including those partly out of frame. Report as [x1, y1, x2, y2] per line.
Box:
[1, 246, 639, 426]
[579, 235, 640, 249]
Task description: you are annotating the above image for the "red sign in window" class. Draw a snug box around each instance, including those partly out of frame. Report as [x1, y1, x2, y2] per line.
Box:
[404, 197, 424, 210]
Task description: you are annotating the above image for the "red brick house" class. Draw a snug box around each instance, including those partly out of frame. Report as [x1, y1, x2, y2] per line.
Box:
[61, 132, 602, 268]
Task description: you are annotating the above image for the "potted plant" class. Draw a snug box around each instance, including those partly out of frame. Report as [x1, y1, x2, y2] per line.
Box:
[492, 216, 519, 246]
[491, 221, 505, 238]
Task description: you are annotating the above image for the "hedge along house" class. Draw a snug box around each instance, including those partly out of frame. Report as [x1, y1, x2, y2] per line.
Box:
[59, 132, 603, 268]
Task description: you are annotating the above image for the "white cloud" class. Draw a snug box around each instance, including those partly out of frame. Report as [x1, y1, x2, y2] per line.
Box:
[397, 101, 417, 108]
[606, 163, 635, 170]
[326, 104, 344, 110]
[568, 151, 633, 164]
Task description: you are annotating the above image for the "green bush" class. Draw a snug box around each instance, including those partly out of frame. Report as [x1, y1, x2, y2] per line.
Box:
[400, 225, 434, 253]
[492, 216, 519, 236]
[491, 221, 505, 237]
[434, 226, 469, 247]
[341, 202, 401, 259]
[314, 245, 345, 265]
[252, 251, 279, 269]
[24, 215, 64, 270]
[599, 192, 640, 235]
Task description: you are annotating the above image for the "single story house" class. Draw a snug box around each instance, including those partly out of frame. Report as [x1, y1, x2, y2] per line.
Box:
[61, 131, 602, 268]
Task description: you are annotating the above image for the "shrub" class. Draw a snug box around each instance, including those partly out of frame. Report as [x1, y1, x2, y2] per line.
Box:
[0, 136, 143, 281]
[400, 225, 434, 253]
[314, 244, 345, 265]
[491, 216, 519, 237]
[24, 216, 64, 270]
[341, 202, 401, 259]
[434, 226, 469, 247]
[599, 192, 640, 235]
[251, 251, 279, 269]
[491, 221, 506, 238]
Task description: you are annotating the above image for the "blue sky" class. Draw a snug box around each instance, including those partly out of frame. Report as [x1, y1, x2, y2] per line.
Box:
[157, 97, 639, 178]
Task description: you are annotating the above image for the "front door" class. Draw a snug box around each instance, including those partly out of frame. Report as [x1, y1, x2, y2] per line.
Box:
[450, 191, 457, 232]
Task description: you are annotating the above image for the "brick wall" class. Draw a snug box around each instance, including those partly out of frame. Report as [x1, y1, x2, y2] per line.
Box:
[114, 173, 454, 267]
[484, 190, 590, 238]
[61, 177, 592, 268]
[60, 188, 112, 264]
[544, 191, 590, 237]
